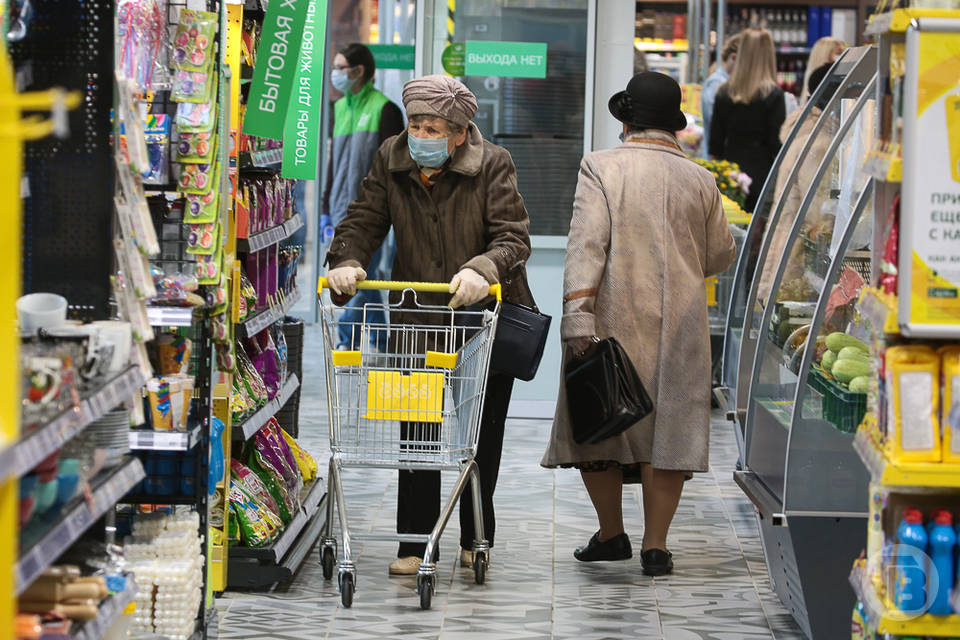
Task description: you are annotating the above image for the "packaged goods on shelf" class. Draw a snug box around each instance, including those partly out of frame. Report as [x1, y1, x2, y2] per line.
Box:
[124, 511, 203, 638]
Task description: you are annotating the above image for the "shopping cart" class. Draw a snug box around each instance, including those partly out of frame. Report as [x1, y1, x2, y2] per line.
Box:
[315, 278, 501, 610]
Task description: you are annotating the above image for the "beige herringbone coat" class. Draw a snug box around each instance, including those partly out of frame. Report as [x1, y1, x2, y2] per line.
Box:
[541, 130, 736, 473]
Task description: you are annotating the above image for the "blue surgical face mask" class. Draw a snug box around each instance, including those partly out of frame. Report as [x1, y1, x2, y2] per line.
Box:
[331, 69, 356, 92]
[408, 134, 450, 168]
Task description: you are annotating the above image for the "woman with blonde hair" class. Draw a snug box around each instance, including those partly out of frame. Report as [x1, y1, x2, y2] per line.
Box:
[800, 37, 846, 103]
[708, 28, 785, 212]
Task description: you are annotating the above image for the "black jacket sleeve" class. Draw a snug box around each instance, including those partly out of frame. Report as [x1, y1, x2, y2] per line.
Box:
[379, 101, 405, 144]
[322, 105, 335, 215]
[708, 90, 729, 160]
[766, 88, 787, 162]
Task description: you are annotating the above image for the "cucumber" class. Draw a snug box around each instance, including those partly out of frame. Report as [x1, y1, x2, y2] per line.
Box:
[821, 350, 838, 372]
[825, 332, 869, 353]
[837, 346, 871, 362]
[833, 359, 871, 384]
[848, 376, 870, 393]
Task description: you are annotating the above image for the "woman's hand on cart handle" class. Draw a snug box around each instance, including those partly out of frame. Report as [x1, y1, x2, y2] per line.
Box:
[449, 268, 489, 309]
[327, 266, 367, 296]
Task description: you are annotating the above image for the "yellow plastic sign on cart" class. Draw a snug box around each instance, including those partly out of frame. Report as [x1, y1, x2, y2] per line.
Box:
[365, 371, 445, 423]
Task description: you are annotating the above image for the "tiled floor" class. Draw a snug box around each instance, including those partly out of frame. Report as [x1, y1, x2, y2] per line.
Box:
[216, 325, 806, 640]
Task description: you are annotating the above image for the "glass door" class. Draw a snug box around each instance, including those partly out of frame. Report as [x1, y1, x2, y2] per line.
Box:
[418, 0, 589, 236]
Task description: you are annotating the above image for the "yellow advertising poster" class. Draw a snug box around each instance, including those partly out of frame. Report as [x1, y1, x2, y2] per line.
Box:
[901, 29, 960, 332]
[365, 371, 445, 423]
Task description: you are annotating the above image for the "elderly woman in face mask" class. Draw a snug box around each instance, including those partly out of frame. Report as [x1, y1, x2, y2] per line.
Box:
[325, 75, 532, 576]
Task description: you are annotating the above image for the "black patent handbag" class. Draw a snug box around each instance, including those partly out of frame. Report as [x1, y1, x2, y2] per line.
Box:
[565, 337, 654, 445]
[489, 273, 551, 381]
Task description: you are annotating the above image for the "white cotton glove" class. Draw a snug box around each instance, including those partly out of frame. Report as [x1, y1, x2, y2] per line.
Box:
[449, 268, 489, 308]
[327, 266, 367, 296]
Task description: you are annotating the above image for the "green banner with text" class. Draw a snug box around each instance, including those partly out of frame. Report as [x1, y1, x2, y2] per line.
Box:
[366, 44, 415, 70]
[464, 40, 548, 78]
[243, 0, 309, 140]
[282, 0, 327, 179]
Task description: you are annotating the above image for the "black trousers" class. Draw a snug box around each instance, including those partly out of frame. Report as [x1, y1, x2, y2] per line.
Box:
[397, 372, 514, 558]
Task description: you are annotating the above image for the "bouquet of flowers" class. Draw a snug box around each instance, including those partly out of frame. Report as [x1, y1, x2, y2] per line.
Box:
[691, 158, 752, 209]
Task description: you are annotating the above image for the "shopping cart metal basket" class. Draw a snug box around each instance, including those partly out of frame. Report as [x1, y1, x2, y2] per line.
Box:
[316, 278, 501, 610]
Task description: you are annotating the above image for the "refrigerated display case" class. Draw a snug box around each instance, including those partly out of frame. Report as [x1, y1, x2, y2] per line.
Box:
[717, 45, 877, 457]
[718, 44, 881, 639]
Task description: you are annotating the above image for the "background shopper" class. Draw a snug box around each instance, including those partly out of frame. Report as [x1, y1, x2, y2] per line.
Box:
[323, 43, 404, 351]
[541, 72, 736, 576]
[757, 63, 838, 302]
[800, 37, 846, 103]
[701, 33, 742, 150]
[325, 75, 532, 576]
[708, 28, 786, 212]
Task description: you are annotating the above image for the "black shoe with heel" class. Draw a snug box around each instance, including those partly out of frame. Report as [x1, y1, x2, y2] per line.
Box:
[641, 548, 673, 576]
[574, 531, 633, 562]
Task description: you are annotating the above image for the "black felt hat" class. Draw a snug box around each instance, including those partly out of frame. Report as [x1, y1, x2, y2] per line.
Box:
[608, 72, 688, 132]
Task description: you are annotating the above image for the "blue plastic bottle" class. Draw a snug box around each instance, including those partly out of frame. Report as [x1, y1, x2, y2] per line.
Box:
[930, 510, 957, 615]
[896, 508, 929, 615]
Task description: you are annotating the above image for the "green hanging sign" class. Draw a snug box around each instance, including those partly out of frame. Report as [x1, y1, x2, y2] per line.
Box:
[282, 0, 327, 179]
[366, 44, 415, 70]
[464, 40, 548, 78]
[243, 0, 309, 140]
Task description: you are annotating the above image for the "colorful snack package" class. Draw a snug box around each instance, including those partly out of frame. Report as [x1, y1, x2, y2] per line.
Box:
[183, 182, 220, 224]
[176, 93, 217, 132]
[246, 450, 294, 524]
[254, 418, 302, 511]
[172, 9, 218, 72]
[177, 131, 216, 164]
[142, 114, 170, 184]
[230, 458, 282, 517]
[228, 480, 280, 547]
[271, 323, 288, 383]
[280, 428, 318, 483]
[178, 160, 216, 194]
[247, 332, 281, 399]
[185, 221, 219, 254]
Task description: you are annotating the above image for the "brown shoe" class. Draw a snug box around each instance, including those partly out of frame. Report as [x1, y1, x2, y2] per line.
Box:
[388, 556, 422, 576]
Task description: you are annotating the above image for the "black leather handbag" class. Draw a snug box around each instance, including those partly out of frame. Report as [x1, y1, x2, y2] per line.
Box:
[489, 275, 551, 381]
[565, 337, 654, 445]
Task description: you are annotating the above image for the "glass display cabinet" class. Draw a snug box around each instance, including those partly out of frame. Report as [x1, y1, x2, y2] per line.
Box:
[719, 44, 880, 639]
[718, 46, 878, 458]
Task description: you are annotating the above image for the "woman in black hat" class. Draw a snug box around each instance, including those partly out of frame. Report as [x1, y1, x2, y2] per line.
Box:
[541, 72, 736, 575]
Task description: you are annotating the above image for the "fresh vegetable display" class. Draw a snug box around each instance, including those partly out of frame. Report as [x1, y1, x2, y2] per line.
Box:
[814, 332, 873, 391]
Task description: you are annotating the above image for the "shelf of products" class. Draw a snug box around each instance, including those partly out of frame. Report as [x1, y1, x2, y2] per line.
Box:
[0, 366, 146, 484]
[16, 458, 146, 595]
[239, 287, 302, 339]
[634, 37, 688, 52]
[237, 213, 304, 254]
[233, 374, 300, 440]
[71, 573, 138, 640]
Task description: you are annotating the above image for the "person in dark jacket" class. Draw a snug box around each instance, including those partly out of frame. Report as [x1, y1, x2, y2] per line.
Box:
[322, 43, 404, 350]
[708, 28, 786, 212]
[325, 75, 532, 577]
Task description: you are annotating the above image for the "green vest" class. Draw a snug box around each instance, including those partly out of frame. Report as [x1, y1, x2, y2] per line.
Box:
[329, 83, 392, 223]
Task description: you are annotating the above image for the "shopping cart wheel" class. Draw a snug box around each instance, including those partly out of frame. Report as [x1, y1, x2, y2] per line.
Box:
[418, 575, 433, 610]
[473, 551, 487, 585]
[321, 546, 335, 580]
[340, 572, 355, 608]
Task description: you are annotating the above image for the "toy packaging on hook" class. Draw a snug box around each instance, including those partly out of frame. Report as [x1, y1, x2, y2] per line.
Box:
[142, 113, 170, 185]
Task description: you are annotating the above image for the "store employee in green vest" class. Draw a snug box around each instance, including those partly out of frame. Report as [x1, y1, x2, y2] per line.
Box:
[322, 43, 405, 351]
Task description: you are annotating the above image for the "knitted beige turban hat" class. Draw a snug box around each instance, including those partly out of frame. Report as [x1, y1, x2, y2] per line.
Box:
[402, 75, 478, 129]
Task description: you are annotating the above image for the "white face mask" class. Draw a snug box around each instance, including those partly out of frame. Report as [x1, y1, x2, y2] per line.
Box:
[331, 68, 356, 92]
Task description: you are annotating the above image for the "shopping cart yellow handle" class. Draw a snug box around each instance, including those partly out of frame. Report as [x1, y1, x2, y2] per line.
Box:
[317, 277, 502, 302]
